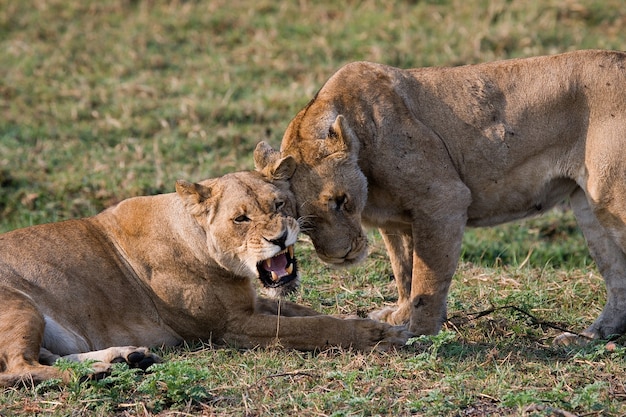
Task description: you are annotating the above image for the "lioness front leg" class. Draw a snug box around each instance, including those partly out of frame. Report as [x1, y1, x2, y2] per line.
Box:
[369, 229, 413, 325]
[405, 204, 468, 335]
[223, 314, 411, 351]
[255, 296, 322, 317]
[370, 207, 467, 335]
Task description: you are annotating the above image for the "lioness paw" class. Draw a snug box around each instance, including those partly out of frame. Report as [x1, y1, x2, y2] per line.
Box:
[368, 306, 396, 322]
[374, 324, 413, 351]
[553, 332, 596, 347]
[109, 346, 161, 370]
[369, 306, 411, 327]
[353, 319, 412, 351]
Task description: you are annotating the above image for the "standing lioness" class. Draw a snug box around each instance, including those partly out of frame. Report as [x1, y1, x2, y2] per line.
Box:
[262, 49, 626, 341]
[0, 149, 409, 387]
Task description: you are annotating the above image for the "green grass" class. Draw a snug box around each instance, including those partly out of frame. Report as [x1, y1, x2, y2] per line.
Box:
[2, 0, 626, 415]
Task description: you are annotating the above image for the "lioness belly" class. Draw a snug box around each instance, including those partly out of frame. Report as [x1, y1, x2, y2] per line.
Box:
[363, 172, 578, 230]
[42, 316, 90, 355]
[466, 177, 578, 227]
[40, 312, 181, 355]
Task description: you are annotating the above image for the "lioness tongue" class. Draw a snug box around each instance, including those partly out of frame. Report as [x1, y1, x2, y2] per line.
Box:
[264, 253, 288, 275]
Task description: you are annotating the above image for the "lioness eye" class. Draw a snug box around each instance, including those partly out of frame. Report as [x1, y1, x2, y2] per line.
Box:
[332, 195, 347, 211]
[234, 214, 250, 224]
[274, 200, 285, 212]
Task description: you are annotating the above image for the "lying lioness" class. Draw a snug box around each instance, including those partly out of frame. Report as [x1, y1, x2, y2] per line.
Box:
[261, 49, 626, 342]
[0, 147, 409, 387]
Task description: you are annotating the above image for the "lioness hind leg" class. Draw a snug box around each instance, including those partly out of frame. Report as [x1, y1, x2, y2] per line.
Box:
[0, 286, 160, 388]
[37, 345, 160, 380]
[0, 286, 67, 387]
[568, 188, 626, 341]
[62, 346, 161, 372]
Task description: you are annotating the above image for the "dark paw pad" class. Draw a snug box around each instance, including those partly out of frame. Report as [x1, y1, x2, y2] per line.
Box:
[128, 351, 158, 371]
[127, 351, 146, 364]
[110, 351, 157, 371]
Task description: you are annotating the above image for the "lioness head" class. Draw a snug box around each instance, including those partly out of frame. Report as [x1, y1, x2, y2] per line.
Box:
[176, 155, 300, 297]
[256, 112, 368, 266]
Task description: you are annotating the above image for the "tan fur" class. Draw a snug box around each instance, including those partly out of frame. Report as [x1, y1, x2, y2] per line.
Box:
[0, 152, 409, 387]
[267, 49, 626, 342]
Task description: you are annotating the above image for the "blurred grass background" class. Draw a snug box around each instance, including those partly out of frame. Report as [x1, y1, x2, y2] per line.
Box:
[1, 0, 624, 234]
[1, 0, 619, 267]
[2, 0, 626, 415]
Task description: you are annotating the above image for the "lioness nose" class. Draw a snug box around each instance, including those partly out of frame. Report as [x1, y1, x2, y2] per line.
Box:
[265, 231, 288, 250]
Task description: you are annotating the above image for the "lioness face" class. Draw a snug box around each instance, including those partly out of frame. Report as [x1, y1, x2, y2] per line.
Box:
[176, 171, 300, 295]
[289, 158, 369, 266]
[269, 113, 369, 266]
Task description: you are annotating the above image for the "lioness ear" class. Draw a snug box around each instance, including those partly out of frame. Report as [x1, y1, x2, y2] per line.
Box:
[325, 115, 359, 157]
[254, 141, 296, 180]
[271, 155, 296, 180]
[176, 179, 212, 207]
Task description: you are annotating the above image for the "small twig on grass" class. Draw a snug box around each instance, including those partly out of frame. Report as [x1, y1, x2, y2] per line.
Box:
[448, 305, 591, 339]
[254, 371, 317, 388]
[523, 403, 579, 417]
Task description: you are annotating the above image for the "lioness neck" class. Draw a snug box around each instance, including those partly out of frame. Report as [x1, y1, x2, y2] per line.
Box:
[95, 193, 215, 276]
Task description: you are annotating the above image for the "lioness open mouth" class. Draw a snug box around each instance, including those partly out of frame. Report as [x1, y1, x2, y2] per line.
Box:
[257, 245, 298, 288]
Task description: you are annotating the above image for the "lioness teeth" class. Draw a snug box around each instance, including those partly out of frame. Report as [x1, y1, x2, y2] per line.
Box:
[271, 271, 279, 282]
[288, 245, 293, 258]
[265, 259, 272, 269]
[286, 264, 293, 275]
